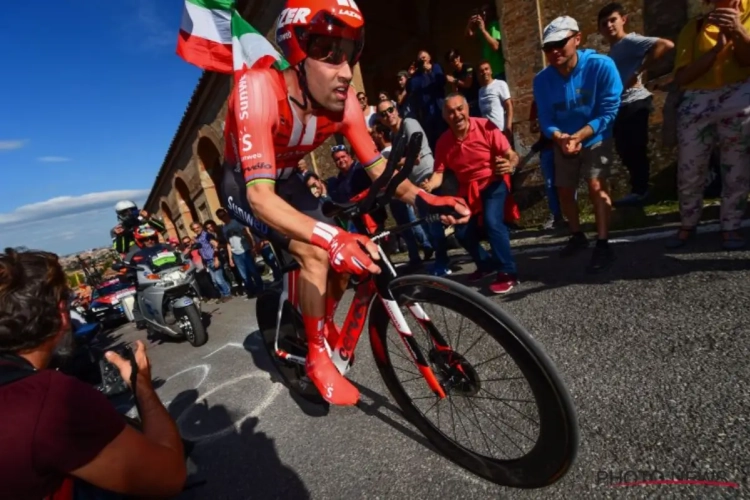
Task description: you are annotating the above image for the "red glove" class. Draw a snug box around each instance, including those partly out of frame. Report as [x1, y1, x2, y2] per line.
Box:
[415, 189, 470, 218]
[309, 222, 376, 276]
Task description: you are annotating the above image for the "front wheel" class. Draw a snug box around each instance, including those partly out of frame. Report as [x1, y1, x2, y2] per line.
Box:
[368, 275, 579, 489]
[179, 305, 208, 347]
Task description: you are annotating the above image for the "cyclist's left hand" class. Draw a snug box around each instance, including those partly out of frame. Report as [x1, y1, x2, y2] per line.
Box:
[415, 190, 471, 225]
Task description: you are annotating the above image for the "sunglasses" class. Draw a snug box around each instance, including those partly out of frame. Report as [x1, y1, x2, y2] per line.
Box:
[331, 144, 347, 154]
[543, 35, 574, 52]
[379, 106, 395, 117]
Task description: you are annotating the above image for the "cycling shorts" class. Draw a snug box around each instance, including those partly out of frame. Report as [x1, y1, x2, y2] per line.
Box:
[220, 162, 337, 251]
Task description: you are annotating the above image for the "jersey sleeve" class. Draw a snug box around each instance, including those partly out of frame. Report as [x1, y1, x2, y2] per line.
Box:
[340, 86, 383, 171]
[34, 371, 126, 474]
[227, 70, 280, 187]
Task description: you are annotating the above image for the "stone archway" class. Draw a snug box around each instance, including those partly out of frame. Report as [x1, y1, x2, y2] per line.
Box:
[159, 198, 179, 240]
[194, 126, 224, 214]
[174, 174, 200, 224]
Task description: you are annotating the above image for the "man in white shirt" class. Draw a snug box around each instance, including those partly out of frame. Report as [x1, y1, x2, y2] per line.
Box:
[477, 60, 513, 140]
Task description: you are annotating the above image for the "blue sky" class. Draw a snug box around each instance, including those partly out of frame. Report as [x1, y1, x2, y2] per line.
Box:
[0, 0, 202, 256]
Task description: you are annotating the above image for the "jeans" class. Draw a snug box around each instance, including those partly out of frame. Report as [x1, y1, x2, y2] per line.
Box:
[540, 149, 562, 218]
[232, 251, 264, 294]
[454, 181, 517, 275]
[415, 199, 450, 270]
[260, 245, 282, 281]
[389, 199, 433, 263]
[207, 261, 231, 297]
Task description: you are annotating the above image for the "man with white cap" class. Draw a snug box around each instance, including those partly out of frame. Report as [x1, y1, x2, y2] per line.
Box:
[532, 16, 622, 273]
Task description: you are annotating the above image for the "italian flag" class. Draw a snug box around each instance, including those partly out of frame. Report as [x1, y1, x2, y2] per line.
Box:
[176, 0, 289, 74]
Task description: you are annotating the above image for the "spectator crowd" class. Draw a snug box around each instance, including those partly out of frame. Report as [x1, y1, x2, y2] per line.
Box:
[302, 0, 750, 294]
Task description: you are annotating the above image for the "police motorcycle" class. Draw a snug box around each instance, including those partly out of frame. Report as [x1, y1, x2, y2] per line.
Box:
[112, 229, 208, 347]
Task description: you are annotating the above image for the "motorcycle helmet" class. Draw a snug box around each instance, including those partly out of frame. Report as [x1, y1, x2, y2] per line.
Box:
[134, 225, 158, 246]
[115, 200, 140, 224]
[275, 0, 365, 67]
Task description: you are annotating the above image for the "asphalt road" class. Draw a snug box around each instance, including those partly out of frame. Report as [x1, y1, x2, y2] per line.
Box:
[104, 231, 750, 499]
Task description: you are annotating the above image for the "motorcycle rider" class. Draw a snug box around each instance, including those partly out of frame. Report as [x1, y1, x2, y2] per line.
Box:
[219, 0, 470, 405]
[111, 201, 167, 263]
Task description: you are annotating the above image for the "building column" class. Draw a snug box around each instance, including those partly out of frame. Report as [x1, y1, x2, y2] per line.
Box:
[496, 0, 545, 150]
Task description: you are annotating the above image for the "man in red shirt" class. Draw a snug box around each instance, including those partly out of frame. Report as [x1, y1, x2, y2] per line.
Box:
[422, 93, 520, 293]
[0, 248, 186, 499]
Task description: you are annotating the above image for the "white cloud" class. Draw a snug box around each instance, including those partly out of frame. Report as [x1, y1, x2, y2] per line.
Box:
[0, 190, 150, 255]
[0, 139, 27, 151]
[38, 156, 71, 163]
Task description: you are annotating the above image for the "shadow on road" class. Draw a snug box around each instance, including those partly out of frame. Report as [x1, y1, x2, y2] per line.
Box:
[446, 233, 750, 301]
[167, 389, 311, 500]
[353, 381, 440, 454]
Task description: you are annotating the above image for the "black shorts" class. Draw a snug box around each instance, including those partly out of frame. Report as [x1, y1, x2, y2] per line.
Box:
[220, 162, 337, 251]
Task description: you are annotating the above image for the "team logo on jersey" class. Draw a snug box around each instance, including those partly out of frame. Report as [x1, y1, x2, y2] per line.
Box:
[277, 8, 311, 28]
[241, 133, 253, 152]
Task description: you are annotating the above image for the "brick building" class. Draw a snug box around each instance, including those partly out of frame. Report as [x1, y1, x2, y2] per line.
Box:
[145, 0, 706, 240]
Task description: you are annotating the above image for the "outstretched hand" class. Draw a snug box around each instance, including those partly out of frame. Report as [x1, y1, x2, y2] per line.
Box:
[105, 340, 152, 390]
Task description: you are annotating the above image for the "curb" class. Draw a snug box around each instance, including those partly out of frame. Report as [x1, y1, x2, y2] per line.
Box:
[511, 218, 750, 256]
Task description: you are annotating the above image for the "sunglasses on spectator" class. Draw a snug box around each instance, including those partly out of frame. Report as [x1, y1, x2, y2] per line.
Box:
[379, 106, 396, 117]
[543, 35, 575, 52]
[331, 144, 347, 153]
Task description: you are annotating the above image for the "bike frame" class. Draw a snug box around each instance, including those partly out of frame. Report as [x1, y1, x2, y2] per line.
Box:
[272, 232, 450, 399]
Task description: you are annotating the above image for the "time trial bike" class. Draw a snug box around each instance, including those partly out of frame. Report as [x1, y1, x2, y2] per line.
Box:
[256, 133, 579, 489]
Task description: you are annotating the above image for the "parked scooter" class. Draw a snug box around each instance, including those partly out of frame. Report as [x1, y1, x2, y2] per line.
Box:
[113, 247, 207, 347]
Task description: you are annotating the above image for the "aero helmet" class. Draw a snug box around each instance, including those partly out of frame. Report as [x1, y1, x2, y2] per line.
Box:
[275, 0, 365, 67]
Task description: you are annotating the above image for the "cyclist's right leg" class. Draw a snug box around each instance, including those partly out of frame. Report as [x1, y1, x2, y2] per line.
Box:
[221, 165, 359, 405]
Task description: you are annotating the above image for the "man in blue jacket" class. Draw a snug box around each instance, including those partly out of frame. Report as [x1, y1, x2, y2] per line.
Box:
[533, 16, 622, 273]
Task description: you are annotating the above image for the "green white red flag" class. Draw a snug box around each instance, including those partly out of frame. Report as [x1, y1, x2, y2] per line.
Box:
[176, 0, 289, 74]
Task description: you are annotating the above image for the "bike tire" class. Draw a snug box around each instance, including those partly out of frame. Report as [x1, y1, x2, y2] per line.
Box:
[368, 275, 579, 489]
[183, 306, 208, 347]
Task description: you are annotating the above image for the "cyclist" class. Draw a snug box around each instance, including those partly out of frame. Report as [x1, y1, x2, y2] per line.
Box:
[220, 0, 470, 406]
[111, 200, 167, 262]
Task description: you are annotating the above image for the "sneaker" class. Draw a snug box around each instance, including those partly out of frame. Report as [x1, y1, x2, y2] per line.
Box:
[586, 246, 615, 273]
[560, 233, 589, 257]
[430, 265, 452, 277]
[467, 268, 495, 283]
[488, 273, 518, 294]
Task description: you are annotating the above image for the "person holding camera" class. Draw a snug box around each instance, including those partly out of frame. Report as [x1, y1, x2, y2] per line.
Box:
[0, 248, 186, 499]
[466, 3, 506, 81]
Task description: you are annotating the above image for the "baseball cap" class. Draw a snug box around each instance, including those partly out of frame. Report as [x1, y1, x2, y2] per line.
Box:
[542, 16, 579, 45]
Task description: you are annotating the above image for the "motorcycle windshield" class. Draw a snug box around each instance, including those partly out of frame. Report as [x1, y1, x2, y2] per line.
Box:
[147, 249, 183, 272]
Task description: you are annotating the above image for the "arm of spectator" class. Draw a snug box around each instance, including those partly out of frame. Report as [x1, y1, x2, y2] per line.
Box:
[421, 172, 444, 192]
[624, 35, 675, 88]
[498, 80, 513, 132]
[68, 341, 186, 497]
[486, 121, 517, 175]
[456, 66, 475, 90]
[580, 58, 622, 141]
[533, 76, 560, 139]
[708, 7, 750, 65]
[476, 17, 500, 52]
[673, 21, 726, 86]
